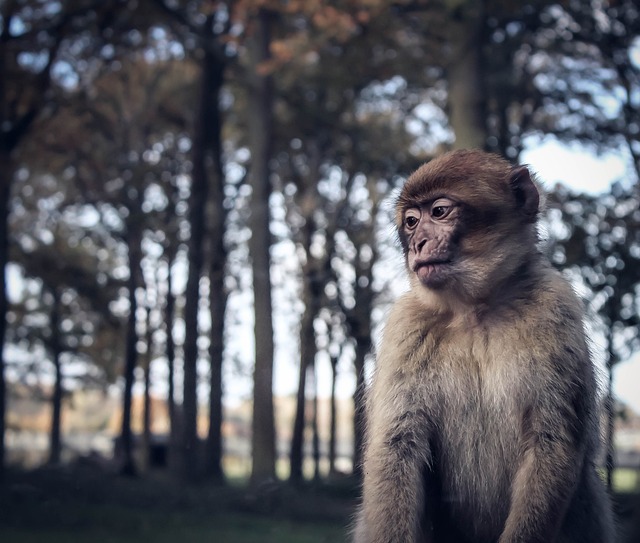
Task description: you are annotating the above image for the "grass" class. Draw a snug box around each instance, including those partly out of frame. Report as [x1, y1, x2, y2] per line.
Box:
[1, 465, 637, 543]
[614, 468, 640, 494]
[0, 509, 345, 543]
[0, 467, 352, 543]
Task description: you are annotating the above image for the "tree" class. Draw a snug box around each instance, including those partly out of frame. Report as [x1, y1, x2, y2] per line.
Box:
[22, 46, 197, 473]
[7, 208, 124, 466]
[268, 0, 438, 480]
[151, 0, 235, 481]
[443, 0, 487, 149]
[479, 1, 640, 163]
[203, 55, 229, 481]
[120, 212, 144, 476]
[181, 37, 226, 481]
[0, 0, 149, 480]
[47, 287, 63, 465]
[551, 183, 640, 489]
[246, 5, 278, 485]
[553, 0, 640, 176]
[0, 0, 68, 481]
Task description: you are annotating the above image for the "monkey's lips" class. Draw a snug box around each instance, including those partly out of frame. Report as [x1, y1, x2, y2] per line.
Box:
[413, 259, 452, 285]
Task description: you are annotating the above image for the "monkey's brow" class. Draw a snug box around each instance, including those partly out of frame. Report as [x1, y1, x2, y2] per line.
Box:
[412, 193, 458, 207]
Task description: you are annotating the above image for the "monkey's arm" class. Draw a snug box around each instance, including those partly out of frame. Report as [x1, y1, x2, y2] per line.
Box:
[354, 303, 437, 543]
[354, 393, 433, 543]
[498, 351, 590, 543]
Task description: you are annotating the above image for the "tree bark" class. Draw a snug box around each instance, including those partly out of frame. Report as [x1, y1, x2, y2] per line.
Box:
[248, 7, 277, 485]
[164, 257, 177, 463]
[0, 0, 69, 480]
[204, 50, 227, 484]
[445, 0, 487, 150]
[346, 222, 376, 479]
[311, 362, 321, 481]
[48, 288, 63, 465]
[328, 354, 338, 475]
[183, 55, 217, 481]
[120, 224, 143, 477]
[289, 137, 324, 484]
[289, 286, 316, 483]
[0, 152, 9, 480]
[181, 131, 206, 477]
[142, 306, 152, 471]
[206, 259, 227, 482]
[0, 20, 13, 479]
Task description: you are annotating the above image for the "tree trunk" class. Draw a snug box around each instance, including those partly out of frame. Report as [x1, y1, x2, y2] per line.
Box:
[328, 354, 338, 475]
[346, 227, 376, 479]
[119, 224, 143, 477]
[0, 151, 9, 480]
[311, 362, 321, 482]
[142, 306, 152, 472]
[164, 257, 177, 462]
[204, 51, 227, 484]
[445, 0, 487, 150]
[248, 7, 277, 485]
[48, 288, 63, 465]
[290, 141, 323, 484]
[206, 262, 227, 482]
[0, 0, 61, 479]
[181, 145, 206, 480]
[289, 294, 315, 483]
[182, 39, 224, 481]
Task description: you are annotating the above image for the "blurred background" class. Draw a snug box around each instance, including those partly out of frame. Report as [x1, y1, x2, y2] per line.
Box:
[0, 1, 639, 542]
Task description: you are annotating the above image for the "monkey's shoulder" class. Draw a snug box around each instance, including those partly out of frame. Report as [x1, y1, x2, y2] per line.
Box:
[383, 292, 447, 344]
[515, 266, 588, 342]
[375, 294, 445, 373]
[386, 291, 444, 326]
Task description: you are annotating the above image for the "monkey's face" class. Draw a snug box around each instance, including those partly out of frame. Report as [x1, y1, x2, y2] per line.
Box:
[396, 150, 540, 301]
[401, 198, 461, 289]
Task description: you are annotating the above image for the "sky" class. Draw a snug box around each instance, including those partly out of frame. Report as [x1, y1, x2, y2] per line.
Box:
[520, 138, 631, 194]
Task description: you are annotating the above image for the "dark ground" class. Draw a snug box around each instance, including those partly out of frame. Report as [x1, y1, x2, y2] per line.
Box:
[0, 464, 357, 542]
[0, 464, 638, 543]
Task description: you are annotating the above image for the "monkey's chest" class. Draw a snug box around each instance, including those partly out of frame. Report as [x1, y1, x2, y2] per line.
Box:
[432, 358, 525, 537]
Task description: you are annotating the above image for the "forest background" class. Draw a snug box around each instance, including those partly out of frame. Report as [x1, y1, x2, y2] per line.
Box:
[0, 0, 639, 541]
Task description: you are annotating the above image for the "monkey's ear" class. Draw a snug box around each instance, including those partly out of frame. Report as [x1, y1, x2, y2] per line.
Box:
[510, 166, 539, 221]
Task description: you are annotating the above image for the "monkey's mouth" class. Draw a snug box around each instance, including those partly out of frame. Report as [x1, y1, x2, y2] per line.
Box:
[413, 259, 452, 284]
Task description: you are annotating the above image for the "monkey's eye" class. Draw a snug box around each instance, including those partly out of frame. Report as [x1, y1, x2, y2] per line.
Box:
[430, 199, 456, 220]
[404, 209, 420, 230]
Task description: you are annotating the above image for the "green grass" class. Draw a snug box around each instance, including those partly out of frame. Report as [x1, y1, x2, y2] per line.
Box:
[0, 468, 351, 543]
[613, 468, 640, 494]
[0, 508, 345, 543]
[2, 465, 636, 542]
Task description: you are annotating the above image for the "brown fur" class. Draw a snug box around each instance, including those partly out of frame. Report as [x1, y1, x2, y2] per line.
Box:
[354, 150, 615, 543]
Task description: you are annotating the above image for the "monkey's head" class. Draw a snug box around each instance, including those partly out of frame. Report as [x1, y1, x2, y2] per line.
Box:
[396, 149, 542, 305]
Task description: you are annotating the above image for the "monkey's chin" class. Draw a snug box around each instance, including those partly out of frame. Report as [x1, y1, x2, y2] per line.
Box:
[415, 262, 451, 288]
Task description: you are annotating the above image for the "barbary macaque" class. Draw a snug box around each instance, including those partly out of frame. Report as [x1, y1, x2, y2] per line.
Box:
[354, 150, 615, 543]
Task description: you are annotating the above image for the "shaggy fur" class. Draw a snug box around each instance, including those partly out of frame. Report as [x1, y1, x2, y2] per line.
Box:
[354, 150, 615, 543]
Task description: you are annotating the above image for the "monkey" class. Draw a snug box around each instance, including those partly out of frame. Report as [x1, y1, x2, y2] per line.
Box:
[353, 149, 615, 543]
